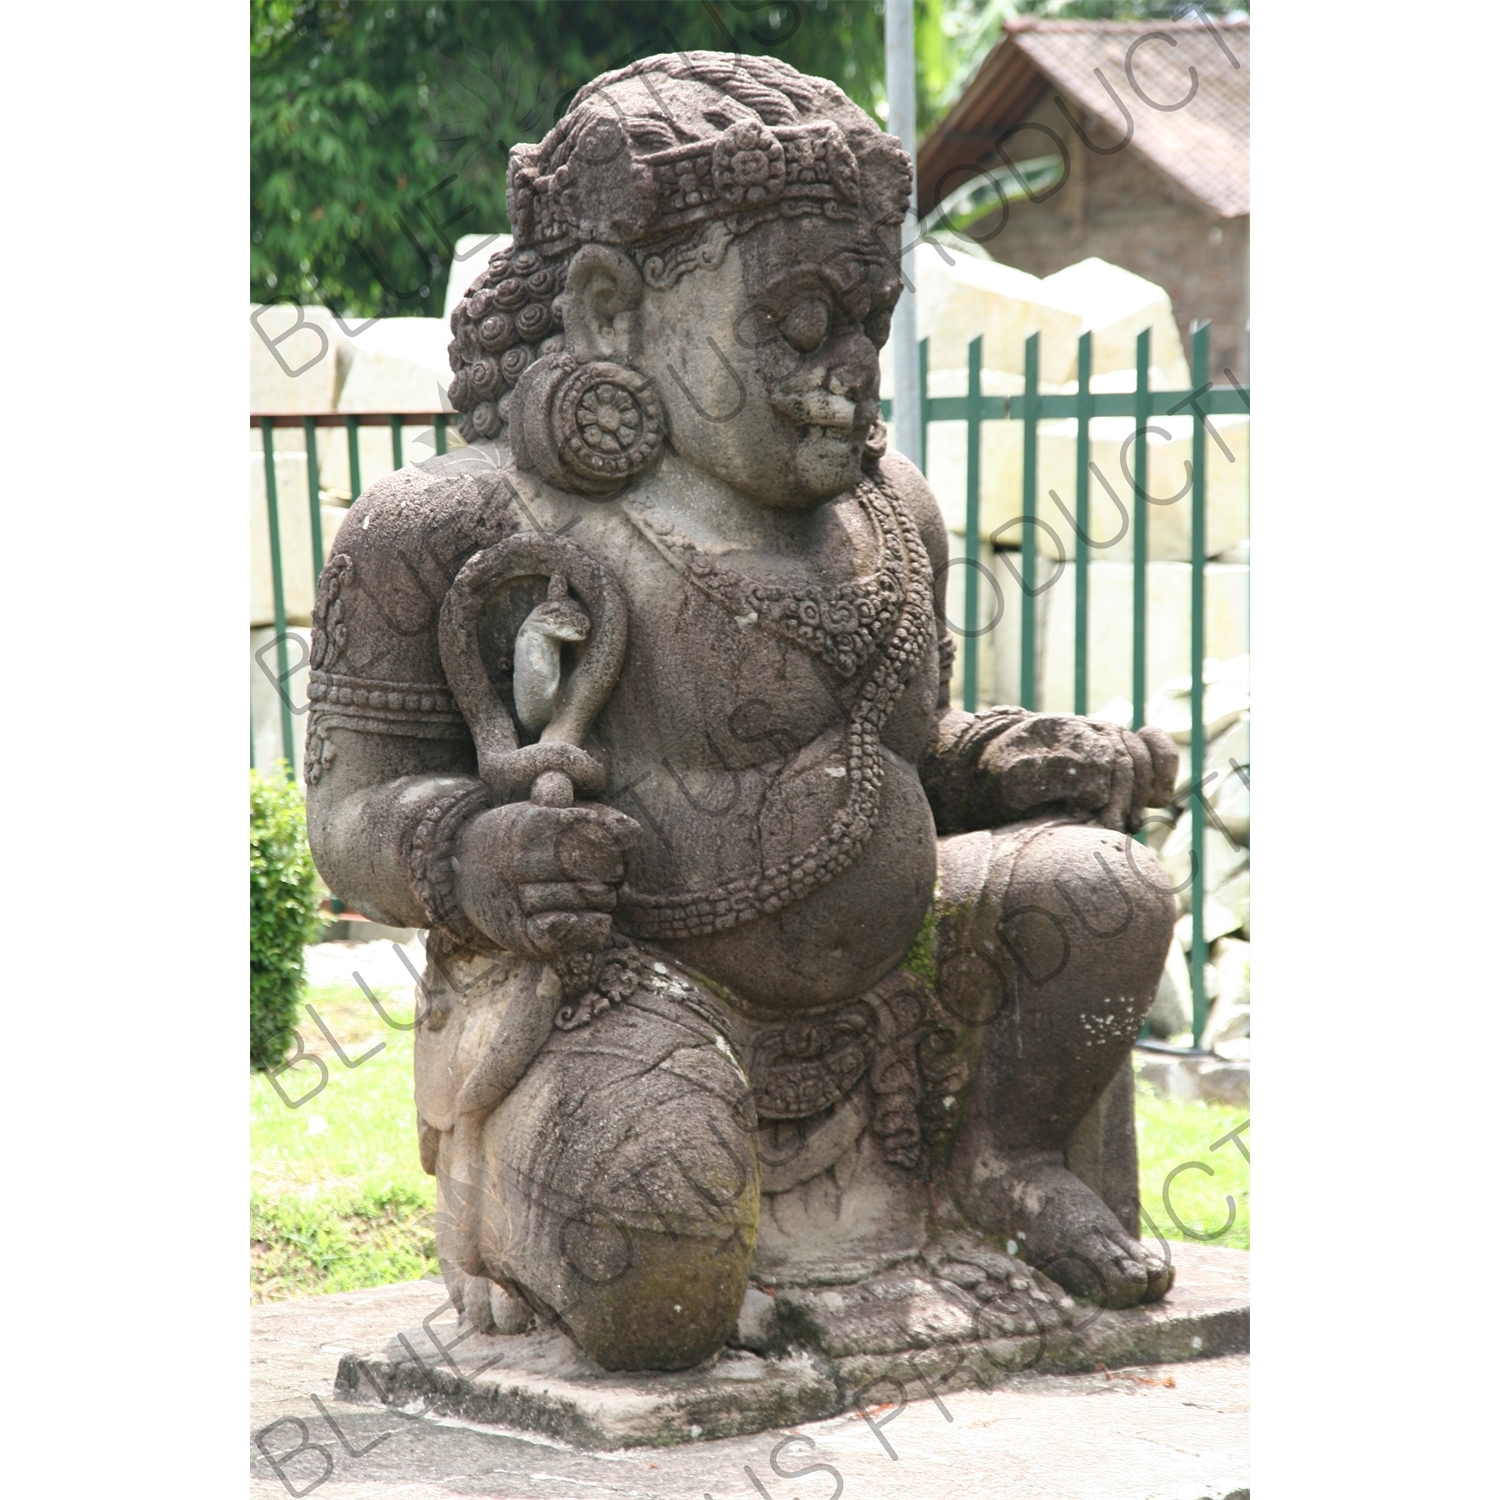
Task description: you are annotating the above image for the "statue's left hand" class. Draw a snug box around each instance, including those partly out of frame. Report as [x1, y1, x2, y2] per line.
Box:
[977, 715, 1178, 832]
[454, 799, 643, 959]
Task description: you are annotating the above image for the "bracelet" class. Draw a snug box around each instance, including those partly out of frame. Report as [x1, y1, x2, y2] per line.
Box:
[404, 783, 492, 948]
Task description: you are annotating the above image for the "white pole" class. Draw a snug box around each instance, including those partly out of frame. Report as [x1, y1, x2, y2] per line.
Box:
[884, 0, 920, 465]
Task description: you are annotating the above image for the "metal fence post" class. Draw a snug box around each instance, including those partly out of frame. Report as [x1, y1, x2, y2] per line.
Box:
[876, 343, 1249, 1052]
[917, 336, 929, 476]
[963, 335, 982, 712]
[1020, 332, 1040, 710]
[260, 417, 296, 773]
[1073, 331, 1093, 715]
[346, 414, 362, 500]
[391, 414, 404, 472]
[885, 0, 921, 464]
[303, 415, 324, 582]
[1189, 323, 1211, 1047]
[435, 414, 448, 456]
[1132, 329, 1151, 732]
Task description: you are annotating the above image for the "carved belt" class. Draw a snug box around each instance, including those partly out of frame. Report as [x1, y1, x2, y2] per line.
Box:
[553, 938, 937, 1173]
[747, 1013, 874, 1122]
[724, 969, 935, 1171]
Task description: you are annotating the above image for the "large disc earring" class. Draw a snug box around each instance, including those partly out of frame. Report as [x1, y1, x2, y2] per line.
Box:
[512, 354, 666, 497]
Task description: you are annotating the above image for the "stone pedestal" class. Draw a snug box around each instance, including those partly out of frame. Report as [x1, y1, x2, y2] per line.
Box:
[335, 1241, 1248, 1449]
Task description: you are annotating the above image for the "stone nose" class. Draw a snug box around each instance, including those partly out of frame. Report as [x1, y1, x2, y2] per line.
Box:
[827, 344, 879, 403]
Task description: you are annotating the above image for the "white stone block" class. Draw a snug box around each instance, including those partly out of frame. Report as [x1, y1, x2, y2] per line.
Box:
[944, 532, 1023, 713]
[899, 251, 1242, 564]
[1176, 898, 1241, 950]
[1160, 820, 1248, 908]
[445, 233, 511, 319]
[1027, 413, 1248, 563]
[1202, 711, 1251, 782]
[908, 246, 1193, 389]
[251, 625, 312, 779]
[913, 241, 1082, 383]
[250, 305, 469, 498]
[250, 447, 348, 625]
[1038, 257, 1191, 389]
[250, 304, 341, 413]
[1174, 873, 1250, 951]
[1150, 656, 1251, 746]
[309, 417, 460, 500]
[1202, 937, 1250, 1051]
[1211, 937, 1251, 1009]
[1167, 708, 1251, 841]
[319, 317, 463, 493]
[1203, 998, 1250, 1051]
[252, 415, 456, 522]
[918, 398, 1247, 567]
[1209, 754, 1250, 845]
[920, 366, 1028, 537]
[1014, 563, 1247, 717]
[338, 318, 454, 401]
[1147, 938, 1193, 1040]
[1215, 868, 1250, 938]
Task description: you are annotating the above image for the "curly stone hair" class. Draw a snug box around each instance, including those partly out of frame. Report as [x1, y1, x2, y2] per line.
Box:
[446, 50, 911, 445]
[447, 246, 566, 442]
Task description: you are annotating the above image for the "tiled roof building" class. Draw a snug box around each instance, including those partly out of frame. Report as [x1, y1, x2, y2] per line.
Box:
[918, 16, 1249, 376]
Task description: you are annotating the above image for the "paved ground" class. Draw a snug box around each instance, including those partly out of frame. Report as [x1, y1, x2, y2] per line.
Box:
[305, 937, 426, 996]
[251, 1262, 1249, 1500]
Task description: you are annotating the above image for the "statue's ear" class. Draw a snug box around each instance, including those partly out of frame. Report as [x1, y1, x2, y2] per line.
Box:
[560, 245, 644, 363]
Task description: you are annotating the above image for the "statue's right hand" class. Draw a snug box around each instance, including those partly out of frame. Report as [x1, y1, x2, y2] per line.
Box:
[455, 800, 642, 959]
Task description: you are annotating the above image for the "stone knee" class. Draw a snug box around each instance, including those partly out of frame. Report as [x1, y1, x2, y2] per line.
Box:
[939, 819, 1175, 1148]
[1018, 819, 1177, 1022]
[478, 993, 760, 1371]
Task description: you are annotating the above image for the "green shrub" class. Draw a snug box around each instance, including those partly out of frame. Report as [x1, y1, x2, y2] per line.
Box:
[250, 766, 322, 1071]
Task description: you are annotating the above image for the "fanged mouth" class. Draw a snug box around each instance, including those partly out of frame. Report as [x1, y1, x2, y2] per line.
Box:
[770, 389, 859, 432]
[793, 425, 862, 446]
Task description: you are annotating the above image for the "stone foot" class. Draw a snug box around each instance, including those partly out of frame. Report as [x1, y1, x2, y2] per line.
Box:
[447, 1268, 535, 1335]
[961, 1149, 1173, 1309]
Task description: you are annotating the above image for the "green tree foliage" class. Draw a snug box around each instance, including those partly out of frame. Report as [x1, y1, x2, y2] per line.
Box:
[251, 1, 1246, 315]
[250, 767, 323, 1072]
[252, 0, 885, 319]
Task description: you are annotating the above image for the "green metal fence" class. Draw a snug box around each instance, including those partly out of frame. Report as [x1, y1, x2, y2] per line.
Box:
[251, 324, 1247, 1048]
[252, 410, 451, 776]
[910, 321, 1249, 1049]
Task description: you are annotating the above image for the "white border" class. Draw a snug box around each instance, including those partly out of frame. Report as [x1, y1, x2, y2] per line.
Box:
[1, 3, 246, 1492]
[1254, 0, 1497, 1489]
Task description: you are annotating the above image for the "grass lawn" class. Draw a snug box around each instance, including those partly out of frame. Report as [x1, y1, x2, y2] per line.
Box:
[251, 982, 438, 1302]
[251, 993, 1248, 1300]
[1135, 1072, 1250, 1252]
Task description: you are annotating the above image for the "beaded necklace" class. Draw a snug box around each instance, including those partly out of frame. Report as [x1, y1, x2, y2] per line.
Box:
[619, 474, 934, 939]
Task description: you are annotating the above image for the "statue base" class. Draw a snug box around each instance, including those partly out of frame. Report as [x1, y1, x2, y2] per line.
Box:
[334, 1242, 1248, 1450]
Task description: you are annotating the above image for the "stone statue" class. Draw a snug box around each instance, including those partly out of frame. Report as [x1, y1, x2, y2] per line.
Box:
[306, 51, 1181, 1375]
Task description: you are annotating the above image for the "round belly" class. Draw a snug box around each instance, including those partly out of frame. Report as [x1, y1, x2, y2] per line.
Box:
[640, 752, 938, 1011]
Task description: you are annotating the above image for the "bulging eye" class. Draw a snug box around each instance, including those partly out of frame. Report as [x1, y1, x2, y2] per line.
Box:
[780, 298, 830, 353]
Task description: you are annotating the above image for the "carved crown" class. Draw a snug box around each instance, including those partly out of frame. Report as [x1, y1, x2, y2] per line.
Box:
[507, 117, 865, 253]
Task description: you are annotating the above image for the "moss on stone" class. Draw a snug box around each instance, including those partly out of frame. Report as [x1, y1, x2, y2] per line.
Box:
[900, 883, 941, 990]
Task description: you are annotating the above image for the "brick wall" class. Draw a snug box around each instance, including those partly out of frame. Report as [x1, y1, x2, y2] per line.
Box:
[953, 94, 1249, 380]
